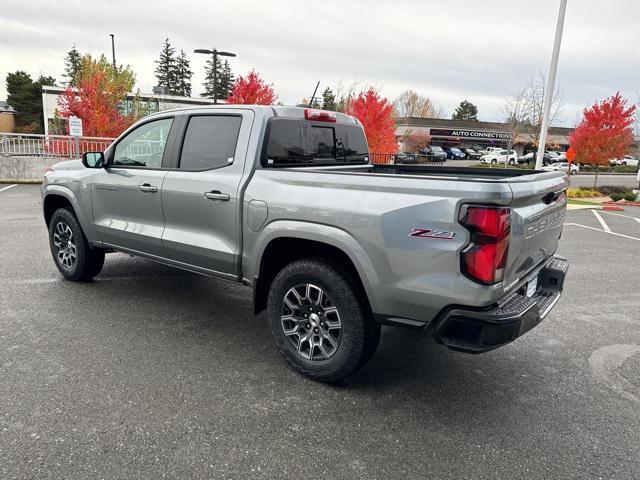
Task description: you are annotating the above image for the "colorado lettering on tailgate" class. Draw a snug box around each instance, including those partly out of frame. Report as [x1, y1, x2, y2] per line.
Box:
[525, 211, 566, 239]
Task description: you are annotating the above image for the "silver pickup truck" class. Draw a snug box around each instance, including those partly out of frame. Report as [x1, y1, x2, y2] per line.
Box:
[42, 105, 569, 382]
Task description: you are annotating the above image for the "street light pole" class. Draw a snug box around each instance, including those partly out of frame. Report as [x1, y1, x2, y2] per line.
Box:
[535, 0, 568, 170]
[194, 48, 237, 104]
[109, 34, 116, 68]
[213, 51, 218, 104]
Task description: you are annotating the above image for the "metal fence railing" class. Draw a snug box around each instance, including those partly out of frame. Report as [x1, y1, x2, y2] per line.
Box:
[0, 133, 115, 158]
[369, 152, 445, 166]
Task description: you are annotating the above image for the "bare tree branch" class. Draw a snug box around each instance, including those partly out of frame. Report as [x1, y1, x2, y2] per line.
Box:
[393, 90, 442, 118]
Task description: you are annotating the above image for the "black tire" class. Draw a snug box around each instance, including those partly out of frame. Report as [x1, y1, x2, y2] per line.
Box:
[48, 208, 105, 282]
[267, 259, 380, 383]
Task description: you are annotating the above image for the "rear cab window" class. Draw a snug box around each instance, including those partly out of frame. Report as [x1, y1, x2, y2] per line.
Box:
[263, 118, 368, 167]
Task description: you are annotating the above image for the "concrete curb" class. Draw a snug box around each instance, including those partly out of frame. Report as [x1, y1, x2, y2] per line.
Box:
[566, 203, 603, 211]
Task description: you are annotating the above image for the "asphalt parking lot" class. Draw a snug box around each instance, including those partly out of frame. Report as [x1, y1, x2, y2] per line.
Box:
[1, 184, 639, 479]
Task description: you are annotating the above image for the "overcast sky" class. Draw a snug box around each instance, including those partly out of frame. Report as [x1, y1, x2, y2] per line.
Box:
[1, 0, 638, 126]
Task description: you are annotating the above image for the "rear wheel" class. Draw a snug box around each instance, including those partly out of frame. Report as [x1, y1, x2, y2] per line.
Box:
[267, 259, 380, 383]
[491, 159, 497, 164]
[48, 208, 105, 281]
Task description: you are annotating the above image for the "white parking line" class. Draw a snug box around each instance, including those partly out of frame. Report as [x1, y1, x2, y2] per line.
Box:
[0, 184, 17, 193]
[592, 210, 611, 232]
[600, 210, 640, 224]
[564, 223, 640, 242]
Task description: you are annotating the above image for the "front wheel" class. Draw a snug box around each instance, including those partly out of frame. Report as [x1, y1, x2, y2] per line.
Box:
[267, 259, 380, 383]
[48, 208, 105, 281]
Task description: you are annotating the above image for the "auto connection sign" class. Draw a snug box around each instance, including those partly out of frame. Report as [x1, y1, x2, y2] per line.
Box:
[430, 128, 511, 140]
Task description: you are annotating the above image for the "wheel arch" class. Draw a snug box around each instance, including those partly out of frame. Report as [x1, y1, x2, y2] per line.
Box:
[42, 185, 99, 243]
[250, 222, 379, 315]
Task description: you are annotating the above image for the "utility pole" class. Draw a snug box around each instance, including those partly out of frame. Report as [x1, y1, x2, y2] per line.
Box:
[194, 48, 236, 104]
[109, 34, 116, 68]
[535, 0, 567, 170]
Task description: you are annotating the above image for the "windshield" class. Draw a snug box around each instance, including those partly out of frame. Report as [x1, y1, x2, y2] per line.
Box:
[431, 146, 444, 152]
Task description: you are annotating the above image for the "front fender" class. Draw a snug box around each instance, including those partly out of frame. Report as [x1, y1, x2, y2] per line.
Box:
[247, 220, 380, 312]
[42, 184, 99, 244]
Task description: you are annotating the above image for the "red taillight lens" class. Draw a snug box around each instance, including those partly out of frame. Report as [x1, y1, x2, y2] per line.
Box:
[461, 206, 511, 284]
[304, 108, 337, 122]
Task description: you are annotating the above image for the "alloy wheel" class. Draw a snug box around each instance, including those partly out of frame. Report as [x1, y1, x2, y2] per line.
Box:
[280, 283, 342, 361]
[53, 221, 77, 269]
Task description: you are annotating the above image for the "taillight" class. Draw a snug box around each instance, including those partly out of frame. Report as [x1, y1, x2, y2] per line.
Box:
[304, 108, 337, 122]
[460, 206, 511, 284]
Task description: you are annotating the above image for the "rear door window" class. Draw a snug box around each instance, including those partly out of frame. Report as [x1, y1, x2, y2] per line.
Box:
[179, 115, 242, 171]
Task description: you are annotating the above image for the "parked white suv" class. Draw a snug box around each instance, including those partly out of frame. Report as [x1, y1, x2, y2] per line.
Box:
[610, 155, 638, 167]
[542, 162, 579, 175]
[479, 146, 504, 156]
[480, 149, 518, 165]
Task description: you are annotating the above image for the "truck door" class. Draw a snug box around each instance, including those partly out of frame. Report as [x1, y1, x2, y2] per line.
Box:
[161, 110, 254, 276]
[91, 116, 177, 257]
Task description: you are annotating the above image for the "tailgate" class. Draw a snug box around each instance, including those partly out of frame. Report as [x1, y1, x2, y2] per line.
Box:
[503, 172, 569, 290]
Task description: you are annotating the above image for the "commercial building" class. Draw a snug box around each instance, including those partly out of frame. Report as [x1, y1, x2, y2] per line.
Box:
[395, 117, 574, 156]
[396, 117, 640, 157]
[0, 101, 16, 133]
[41, 86, 217, 136]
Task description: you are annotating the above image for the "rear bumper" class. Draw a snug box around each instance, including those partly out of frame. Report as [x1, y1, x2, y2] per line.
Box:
[431, 255, 569, 353]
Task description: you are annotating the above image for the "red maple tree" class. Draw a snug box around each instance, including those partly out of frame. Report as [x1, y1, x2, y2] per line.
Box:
[226, 70, 277, 105]
[346, 88, 397, 153]
[57, 55, 136, 138]
[402, 131, 430, 153]
[570, 92, 636, 186]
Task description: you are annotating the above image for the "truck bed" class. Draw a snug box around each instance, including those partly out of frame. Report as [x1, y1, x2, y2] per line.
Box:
[295, 163, 562, 184]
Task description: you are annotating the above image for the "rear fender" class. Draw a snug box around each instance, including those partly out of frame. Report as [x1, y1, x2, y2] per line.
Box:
[248, 220, 380, 312]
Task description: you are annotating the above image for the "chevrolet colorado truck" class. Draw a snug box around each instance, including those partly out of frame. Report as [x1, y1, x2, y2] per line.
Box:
[42, 106, 569, 382]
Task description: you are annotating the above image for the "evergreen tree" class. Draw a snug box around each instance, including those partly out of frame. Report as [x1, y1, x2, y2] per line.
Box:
[218, 60, 234, 100]
[63, 46, 82, 86]
[154, 38, 178, 95]
[452, 100, 479, 121]
[321, 87, 337, 111]
[6, 71, 56, 133]
[202, 56, 234, 100]
[174, 50, 192, 97]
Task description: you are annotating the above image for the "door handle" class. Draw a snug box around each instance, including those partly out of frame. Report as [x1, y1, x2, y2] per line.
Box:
[204, 191, 230, 201]
[138, 183, 157, 193]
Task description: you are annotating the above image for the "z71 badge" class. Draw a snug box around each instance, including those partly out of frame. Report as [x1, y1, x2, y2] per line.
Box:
[408, 228, 457, 240]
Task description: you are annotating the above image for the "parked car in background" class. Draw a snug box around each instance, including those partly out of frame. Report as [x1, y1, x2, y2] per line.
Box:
[548, 151, 565, 163]
[444, 147, 466, 160]
[480, 149, 518, 165]
[462, 148, 481, 160]
[479, 146, 503, 156]
[394, 152, 418, 164]
[519, 151, 552, 165]
[420, 145, 447, 162]
[542, 162, 579, 175]
[518, 152, 535, 164]
[610, 155, 638, 167]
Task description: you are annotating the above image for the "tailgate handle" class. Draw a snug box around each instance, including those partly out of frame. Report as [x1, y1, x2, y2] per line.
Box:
[542, 191, 562, 205]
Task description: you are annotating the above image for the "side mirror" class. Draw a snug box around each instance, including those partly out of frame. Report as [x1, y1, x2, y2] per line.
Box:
[82, 151, 104, 169]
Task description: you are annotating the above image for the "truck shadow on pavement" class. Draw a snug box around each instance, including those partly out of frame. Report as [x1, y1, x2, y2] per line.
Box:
[74, 254, 538, 423]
